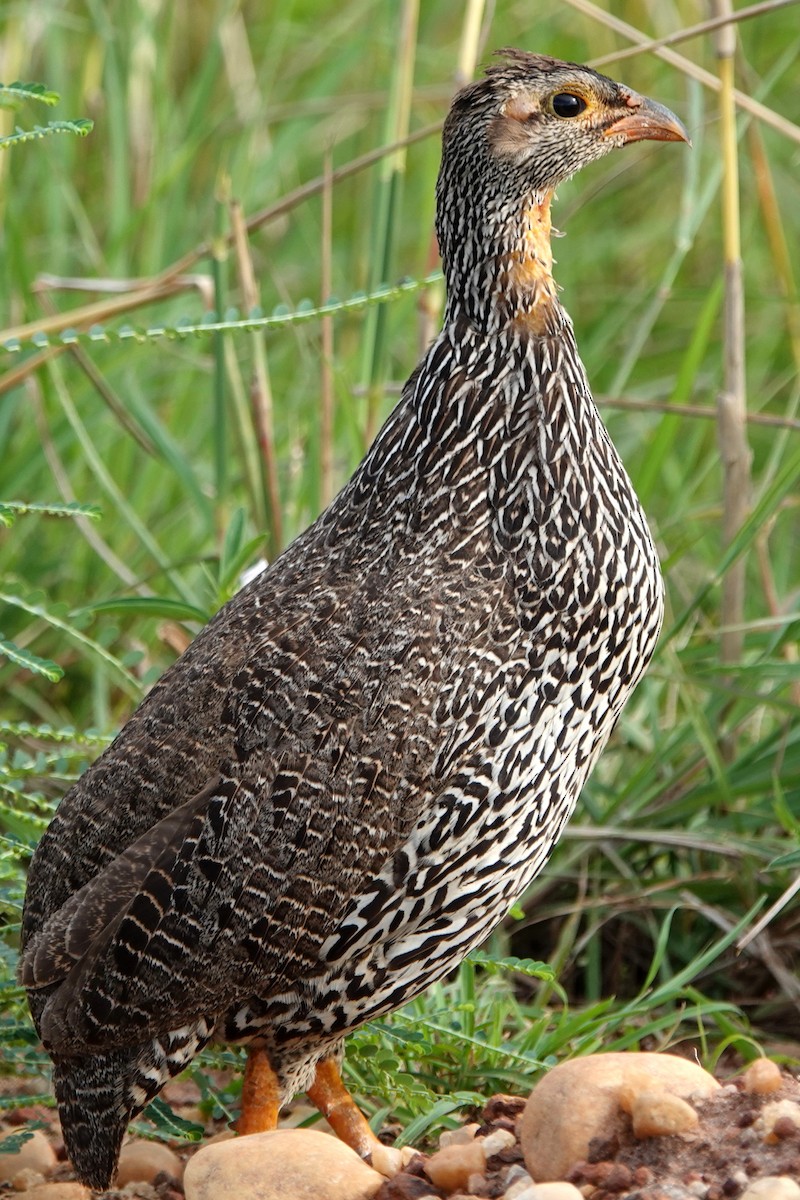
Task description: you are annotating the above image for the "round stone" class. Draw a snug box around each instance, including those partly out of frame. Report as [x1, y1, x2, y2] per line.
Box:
[742, 1059, 783, 1095]
[519, 1052, 719, 1182]
[116, 1138, 184, 1185]
[0, 1130, 57, 1183]
[183, 1129, 383, 1200]
[631, 1090, 699, 1138]
[424, 1139, 487, 1192]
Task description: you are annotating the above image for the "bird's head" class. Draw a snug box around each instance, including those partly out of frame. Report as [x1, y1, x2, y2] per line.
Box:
[436, 50, 689, 334]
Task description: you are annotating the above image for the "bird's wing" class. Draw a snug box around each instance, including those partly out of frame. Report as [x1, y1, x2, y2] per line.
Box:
[21, 557, 484, 1055]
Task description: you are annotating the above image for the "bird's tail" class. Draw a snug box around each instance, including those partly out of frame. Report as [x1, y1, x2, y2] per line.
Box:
[53, 1049, 135, 1192]
[52, 1021, 214, 1190]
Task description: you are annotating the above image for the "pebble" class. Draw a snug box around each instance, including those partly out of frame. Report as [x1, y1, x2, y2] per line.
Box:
[116, 1138, 184, 1185]
[370, 1143, 415, 1178]
[425, 1140, 486, 1192]
[755, 1100, 800, 1143]
[440, 1124, 481, 1149]
[483, 1096, 528, 1124]
[519, 1184, 584, 1200]
[505, 1179, 536, 1199]
[0, 1130, 57, 1183]
[183, 1128, 383, 1200]
[519, 1052, 718, 1181]
[12, 1168, 46, 1190]
[739, 1179, 800, 1200]
[742, 1059, 783, 1095]
[503, 1166, 535, 1197]
[482, 1127, 518, 1157]
[631, 1090, 699, 1137]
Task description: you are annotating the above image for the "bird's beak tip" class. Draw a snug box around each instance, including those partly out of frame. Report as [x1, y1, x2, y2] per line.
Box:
[603, 95, 691, 148]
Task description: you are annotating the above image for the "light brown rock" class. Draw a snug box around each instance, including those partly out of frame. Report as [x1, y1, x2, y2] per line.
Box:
[12, 1167, 46, 1190]
[439, 1123, 481, 1149]
[740, 1178, 800, 1200]
[631, 1090, 698, 1137]
[424, 1139, 486, 1192]
[369, 1142, 415, 1178]
[755, 1099, 800, 1143]
[482, 1127, 517, 1156]
[519, 1052, 719, 1182]
[203, 1128, 236, 1146]
[0, 1130, 57, 1182]
[116, 1138, 184, 1185]
[742, 1058, 783, 1095]
[503, 1167, 535, 1198]
[527, 1185, 585, 1200]
[183, 1128, 383, 1200]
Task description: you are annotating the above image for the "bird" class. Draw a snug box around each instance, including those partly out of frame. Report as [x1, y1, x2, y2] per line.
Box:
[20, 49, 688, 1191]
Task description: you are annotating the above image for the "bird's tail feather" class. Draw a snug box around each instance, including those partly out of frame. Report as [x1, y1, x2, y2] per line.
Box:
[53, 1049, 134, 1192]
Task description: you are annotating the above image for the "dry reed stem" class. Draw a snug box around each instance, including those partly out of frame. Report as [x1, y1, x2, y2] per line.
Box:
[714, 0, 751, 669]
[566, 0, 800, 146]
[416, 0, 488, 367]
[746, 119, 800, 368]
[364, 0, 419, 444]
[320, 150, 335, 509]
[230, 198, 283, 555]
[592, 0, 800, 67]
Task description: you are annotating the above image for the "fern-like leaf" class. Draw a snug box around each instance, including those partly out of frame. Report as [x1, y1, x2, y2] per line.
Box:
[0, 637, 63, 682]
[0, 119, 93, 151]
[0, 81, 60, 107]
[0, 500, 102, 528]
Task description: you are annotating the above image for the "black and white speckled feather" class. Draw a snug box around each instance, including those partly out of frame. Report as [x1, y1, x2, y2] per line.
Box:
[20, 50, 686, 1190]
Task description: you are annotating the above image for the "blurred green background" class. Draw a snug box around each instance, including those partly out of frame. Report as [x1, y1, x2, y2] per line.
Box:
[0, 0, 799, 1113]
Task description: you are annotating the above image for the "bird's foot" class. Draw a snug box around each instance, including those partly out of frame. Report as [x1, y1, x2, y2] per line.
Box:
[306, 1057, 405, 1176]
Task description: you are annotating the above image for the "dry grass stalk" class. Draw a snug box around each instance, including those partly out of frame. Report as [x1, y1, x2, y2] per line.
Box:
[565, 0, 800, 145]
[320, 150, 335, 509]
[713, 0, 751, 668]
[230, 198, 283, 555]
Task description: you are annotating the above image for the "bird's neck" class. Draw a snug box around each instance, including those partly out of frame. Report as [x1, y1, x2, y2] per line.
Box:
[442, 190, 565, 338]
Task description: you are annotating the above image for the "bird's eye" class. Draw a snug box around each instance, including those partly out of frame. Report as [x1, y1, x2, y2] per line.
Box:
[551, 92, 587, 118]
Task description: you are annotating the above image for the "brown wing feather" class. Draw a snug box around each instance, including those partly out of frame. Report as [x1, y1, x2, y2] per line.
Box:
[24, 559, 454, 1055]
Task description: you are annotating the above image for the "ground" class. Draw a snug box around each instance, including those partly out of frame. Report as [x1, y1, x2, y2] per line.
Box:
[1, 1061, 799, 1199]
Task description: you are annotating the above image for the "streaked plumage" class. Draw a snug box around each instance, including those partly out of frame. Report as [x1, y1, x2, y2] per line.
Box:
[21, 50, 687, 1190]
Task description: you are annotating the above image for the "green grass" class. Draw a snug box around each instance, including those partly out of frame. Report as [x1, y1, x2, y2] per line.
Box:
[1, 0, 799, 1145]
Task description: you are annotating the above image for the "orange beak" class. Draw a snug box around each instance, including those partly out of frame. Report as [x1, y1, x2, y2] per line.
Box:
[603, 93, 691, 146]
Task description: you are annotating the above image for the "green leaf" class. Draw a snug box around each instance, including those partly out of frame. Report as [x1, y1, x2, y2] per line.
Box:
[0, 81, 60, 107]
[0, 589, 141, 697]
[0, 119, 93, 150]
[138, 1098, 204, 1143]
[0, 1121, 48, 1153]
[467, 951, 555, 981]
[0, 636, 63, 681]
[396, 1096, 482, 1147]
[0, 273, 442, 355]
[0, 500, 102, 526]
[77, 597, 209, 623]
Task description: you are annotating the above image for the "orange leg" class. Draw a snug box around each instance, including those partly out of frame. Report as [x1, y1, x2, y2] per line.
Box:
[236, 1045, 281, 1135]
[306, 1057, 381, 1161]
